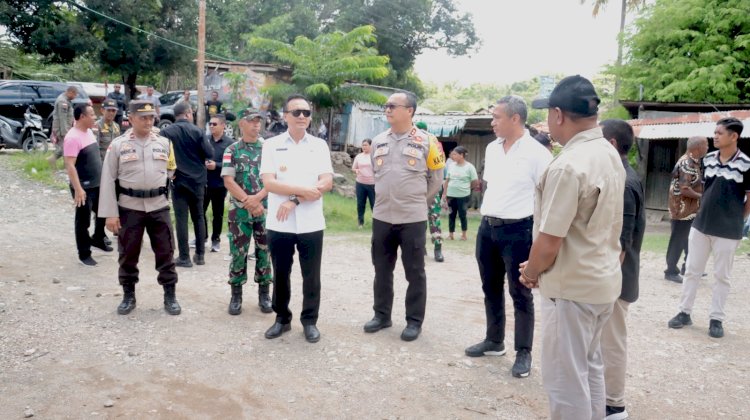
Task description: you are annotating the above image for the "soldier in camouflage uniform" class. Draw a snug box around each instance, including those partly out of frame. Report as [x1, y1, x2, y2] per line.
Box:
[221, 110, 273, 315]
[416, 122, 445, 263]
[428, 191, 444, 262]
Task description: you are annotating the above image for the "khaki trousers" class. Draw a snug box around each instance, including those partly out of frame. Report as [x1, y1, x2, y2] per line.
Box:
[601, 298, 630, 408]
[679, 228, 740, 321]
[541, 297, 614, 420]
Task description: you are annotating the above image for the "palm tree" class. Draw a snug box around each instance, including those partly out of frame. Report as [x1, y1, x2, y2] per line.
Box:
[583, 0, 646, 104]
[249, 25, 390, 144]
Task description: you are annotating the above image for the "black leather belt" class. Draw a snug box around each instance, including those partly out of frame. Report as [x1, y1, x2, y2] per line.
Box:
[117, 185, 168, 198]
[484, 215, 532, 226]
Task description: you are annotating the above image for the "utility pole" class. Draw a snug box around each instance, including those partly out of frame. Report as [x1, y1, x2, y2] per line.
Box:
[196, 0, 206, 128]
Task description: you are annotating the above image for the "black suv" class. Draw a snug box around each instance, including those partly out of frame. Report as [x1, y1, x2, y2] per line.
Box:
[0, 80, 91, 134]
[157, 90, 198, 129]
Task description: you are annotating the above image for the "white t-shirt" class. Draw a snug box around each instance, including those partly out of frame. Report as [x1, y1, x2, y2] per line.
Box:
[259, 131, 333, 234]
[481, 130, 552, 219]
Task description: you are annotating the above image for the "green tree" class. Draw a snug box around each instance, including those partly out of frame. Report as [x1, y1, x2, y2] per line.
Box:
[582, 0, 646, 103]
[0, 0, 197, 97]
[249, 25, 390, 135]
[617, 0, 750, 102]
[249, 26, 390, 106]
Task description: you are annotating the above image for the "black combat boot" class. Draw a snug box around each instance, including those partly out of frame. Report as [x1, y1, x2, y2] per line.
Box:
[117, 284, 136, 315]
[258, 284, 272, 313]
[228, 284, 243, 315]
[163, 284, 181, 315]
[434, 243, 444, 262]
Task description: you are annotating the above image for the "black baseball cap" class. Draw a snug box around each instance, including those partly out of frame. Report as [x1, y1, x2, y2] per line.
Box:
[531, 75, 600, 117]
[102, 99, 118, 110]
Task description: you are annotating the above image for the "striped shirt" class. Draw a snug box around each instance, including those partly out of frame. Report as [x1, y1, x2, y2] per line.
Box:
[693, 149, 750, 240]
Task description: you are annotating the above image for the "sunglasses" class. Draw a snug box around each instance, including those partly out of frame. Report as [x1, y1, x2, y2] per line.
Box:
[208, 122, 220, 126]
[384, 103, 410, 111]
[288, 109, 312, 118]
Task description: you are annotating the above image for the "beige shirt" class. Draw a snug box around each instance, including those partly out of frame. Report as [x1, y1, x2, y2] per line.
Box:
[371, 127, 445, 224]
[52, 93, 74, 138]
[533, 127, 625, 304]
[99, 130, 176, 217]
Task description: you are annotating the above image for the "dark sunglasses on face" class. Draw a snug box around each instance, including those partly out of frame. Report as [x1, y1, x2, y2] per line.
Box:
[288, 109, 312, 118]
[208, 122, 219, 126]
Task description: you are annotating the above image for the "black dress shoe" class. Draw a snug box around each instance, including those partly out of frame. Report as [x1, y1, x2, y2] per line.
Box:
[304, 325, 321, 343]
[265, 322, 291, 339]
[364, 317, 392, 333]
[175, 257, 193, 268]
[193, 254, 205, 265]
[400, 324, 421, 341]
[91, 240, 113, 252]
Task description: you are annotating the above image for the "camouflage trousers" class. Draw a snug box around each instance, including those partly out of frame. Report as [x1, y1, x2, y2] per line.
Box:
[227, 209, 272, 286]
[428, 192, 443, 247]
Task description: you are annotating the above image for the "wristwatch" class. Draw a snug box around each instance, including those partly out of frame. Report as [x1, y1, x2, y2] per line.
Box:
[289, 194, 300, 205]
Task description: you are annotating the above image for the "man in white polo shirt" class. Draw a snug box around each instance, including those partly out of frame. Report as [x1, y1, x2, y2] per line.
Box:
[260, 94, 333, 344]
[465, 95, 552, 379]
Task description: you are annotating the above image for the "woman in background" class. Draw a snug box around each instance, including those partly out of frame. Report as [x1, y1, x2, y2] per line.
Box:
[352, 139, 375, 228]
[442, 146, 478, 240]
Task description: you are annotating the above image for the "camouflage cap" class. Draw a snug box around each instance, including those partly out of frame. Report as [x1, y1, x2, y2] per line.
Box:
[102, 99, 118, 110]
[241, 108, 263, 121]
[128, 100, 157, 117]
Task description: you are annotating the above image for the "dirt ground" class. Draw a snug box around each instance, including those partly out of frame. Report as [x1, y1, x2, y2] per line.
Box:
[1, 151, 749, 419]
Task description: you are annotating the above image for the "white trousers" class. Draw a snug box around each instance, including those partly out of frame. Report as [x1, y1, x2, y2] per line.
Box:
[541, 297, 614, 420]
[601, 299, 630, 408]
[679, 228, 740, 321]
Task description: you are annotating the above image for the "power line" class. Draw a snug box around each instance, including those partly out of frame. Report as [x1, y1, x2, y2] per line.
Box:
[63, 0, 241, 64]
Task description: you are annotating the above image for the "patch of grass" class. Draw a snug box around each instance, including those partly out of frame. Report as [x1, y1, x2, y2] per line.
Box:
[8, 151, 67, 189]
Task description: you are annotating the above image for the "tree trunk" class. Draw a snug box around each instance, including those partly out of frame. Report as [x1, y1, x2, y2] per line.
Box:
[125, 72, 138, 101]
[613, 0, 627, 106]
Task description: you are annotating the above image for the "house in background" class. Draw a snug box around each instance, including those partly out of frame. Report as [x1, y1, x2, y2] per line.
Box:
[628, 109, 750, 212]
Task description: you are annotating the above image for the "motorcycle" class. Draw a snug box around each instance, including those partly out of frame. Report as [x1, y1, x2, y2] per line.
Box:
[0, 105, 49, 153]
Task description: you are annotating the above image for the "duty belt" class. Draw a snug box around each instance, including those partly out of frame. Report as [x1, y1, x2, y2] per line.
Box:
[117, 184, 168, 198]
[483, 215, 532, 227]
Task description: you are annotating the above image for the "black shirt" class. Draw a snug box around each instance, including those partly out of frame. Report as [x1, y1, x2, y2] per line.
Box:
[160, 119, 213, 189]
[206, 100, 223, 116]
[74, 142, 103, 190]
[206, 134, 235, 188]
[693, 149, 750, 240]
[106, 92, 127, 115]
[619, 159, 645, 303]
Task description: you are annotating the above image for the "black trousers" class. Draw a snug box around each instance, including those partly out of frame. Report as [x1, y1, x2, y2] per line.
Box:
[268, 229, 324, 326]
[203, 186, 227, 242]
[448, 195, 469, 233]
[118, 207, 177, 286]
[355, 182, 375, 225]
[371, 219, 427, 326]
[173, 183, 206, 258]
[70, 186, 106, 259]
[475, 217, 534, 351]
[665, 219, 693, 275]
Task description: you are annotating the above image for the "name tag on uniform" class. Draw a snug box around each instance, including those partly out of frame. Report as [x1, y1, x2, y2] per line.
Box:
[374, 146, 389, 157]
[153, 152, 168, 161]
[403, 148, 421, 158]
[121, 152, 138, 162]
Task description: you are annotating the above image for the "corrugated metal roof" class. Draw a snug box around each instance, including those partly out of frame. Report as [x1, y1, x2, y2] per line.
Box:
[634, 119, 750, 140]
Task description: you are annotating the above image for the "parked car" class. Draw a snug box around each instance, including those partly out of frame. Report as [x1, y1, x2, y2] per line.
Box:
[0, 80, 91, 135]
[158, 91, 198, 130]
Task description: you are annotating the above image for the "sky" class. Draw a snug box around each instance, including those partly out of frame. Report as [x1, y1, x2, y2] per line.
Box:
[414, 0, 633, 86]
